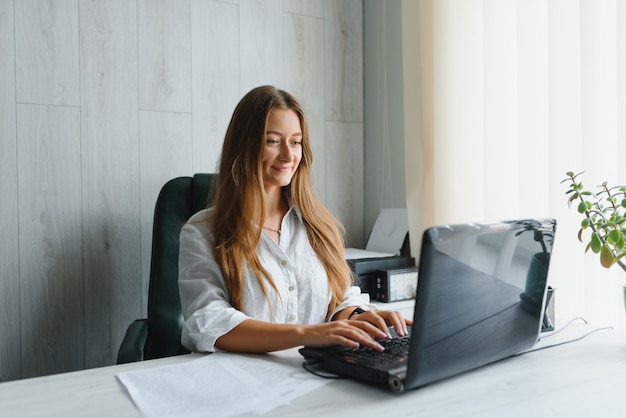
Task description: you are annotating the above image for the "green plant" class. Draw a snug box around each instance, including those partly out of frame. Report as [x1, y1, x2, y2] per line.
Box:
[562, 171, 626, 273]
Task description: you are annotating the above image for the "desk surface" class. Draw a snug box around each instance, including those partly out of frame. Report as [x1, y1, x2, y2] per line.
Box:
[1, 321, 625, 417]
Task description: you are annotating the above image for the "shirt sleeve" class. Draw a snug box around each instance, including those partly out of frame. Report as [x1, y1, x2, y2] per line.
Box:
[178, 215, 249, 353]
[328, 284, 377, 320]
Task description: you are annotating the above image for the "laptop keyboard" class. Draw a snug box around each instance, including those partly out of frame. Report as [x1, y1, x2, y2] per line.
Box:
[340, 334, 411, 370]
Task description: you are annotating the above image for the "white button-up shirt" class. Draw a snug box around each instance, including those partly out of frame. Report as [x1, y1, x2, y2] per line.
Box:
[178, 206, 370, 352]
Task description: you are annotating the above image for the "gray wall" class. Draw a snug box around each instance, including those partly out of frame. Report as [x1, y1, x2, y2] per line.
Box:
[363, 0, 406, 240]
[0, 0, 364, 381]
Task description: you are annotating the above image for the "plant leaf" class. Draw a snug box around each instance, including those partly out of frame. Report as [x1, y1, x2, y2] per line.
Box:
[590, 232, 602, 253]
[600, 245, 614, 268]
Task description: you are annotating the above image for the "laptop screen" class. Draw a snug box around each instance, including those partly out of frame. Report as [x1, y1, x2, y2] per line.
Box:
[406, 218, 556, 389]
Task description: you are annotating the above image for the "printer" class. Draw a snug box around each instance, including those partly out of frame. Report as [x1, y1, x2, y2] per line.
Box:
[345, 209, 416, 301]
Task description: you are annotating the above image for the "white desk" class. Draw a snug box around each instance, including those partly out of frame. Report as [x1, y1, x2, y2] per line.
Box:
[1, 320, 625, 417]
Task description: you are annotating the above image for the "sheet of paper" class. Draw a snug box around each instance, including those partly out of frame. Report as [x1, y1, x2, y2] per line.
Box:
[365, 208, 408, 254]
[344, 248, 395, 260]
[344, 209, 408, 259]
[117, 352, 330, 418]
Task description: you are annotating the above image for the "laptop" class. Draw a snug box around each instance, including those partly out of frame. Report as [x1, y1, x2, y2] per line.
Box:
[300, 218, 556, 392]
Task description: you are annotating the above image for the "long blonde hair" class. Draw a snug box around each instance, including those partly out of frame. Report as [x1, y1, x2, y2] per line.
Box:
[210, 85, 352, 318]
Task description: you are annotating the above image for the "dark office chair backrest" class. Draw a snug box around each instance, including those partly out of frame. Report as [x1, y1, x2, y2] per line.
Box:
[145, 173, 217, 359]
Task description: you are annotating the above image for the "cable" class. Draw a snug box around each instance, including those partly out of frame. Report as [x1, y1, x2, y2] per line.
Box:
[301, 359, 343, 380]
[538, 316, 588, 339]
[521, 320, 613, 355]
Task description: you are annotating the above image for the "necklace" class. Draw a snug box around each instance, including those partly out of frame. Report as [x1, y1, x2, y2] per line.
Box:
[262, 226, 281, 235]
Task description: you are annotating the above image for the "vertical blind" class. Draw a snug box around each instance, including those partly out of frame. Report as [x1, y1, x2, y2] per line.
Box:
[403, 0, 626, 328]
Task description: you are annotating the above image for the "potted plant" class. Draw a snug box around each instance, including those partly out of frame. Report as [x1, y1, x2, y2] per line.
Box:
[561, 171, 626, 311]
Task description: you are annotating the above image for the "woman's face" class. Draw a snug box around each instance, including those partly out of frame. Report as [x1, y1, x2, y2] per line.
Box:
[262, 108, 303, 192]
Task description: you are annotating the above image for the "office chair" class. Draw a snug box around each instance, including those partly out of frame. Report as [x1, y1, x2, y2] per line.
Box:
[116, 173, 217, 364]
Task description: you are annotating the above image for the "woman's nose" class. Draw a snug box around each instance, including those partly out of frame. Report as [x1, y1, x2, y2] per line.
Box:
[279, 142, 292, 159]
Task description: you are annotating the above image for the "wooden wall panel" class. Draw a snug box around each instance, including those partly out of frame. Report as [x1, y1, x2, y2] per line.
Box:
[79, 0, 141, 368]
[139, 111, 193, 300]
[284, 0, 324, 18]
[325, 0, 364, 123]
[17, 104, 83, 378]
[326, 122, 365, 248]
[284, 12, 326, 200]
[15, 0, 79, 106]
[190, 0, 240, 174]
[138, 0, 191, 113]
[324, 0, 364, 244]
[240, 0, 284, 93]
[0, 0, 20, 383]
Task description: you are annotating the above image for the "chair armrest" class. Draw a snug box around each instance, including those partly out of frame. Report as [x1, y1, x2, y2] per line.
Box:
[116, 319, 148, 364]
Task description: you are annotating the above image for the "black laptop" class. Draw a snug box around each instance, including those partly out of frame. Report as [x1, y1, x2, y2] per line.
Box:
[300, 218, 556, 392]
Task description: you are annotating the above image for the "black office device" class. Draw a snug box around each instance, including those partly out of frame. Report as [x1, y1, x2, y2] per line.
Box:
[348, 256, 415, 296]
[301, 218, 556, 393]
[374, 266, 419, 303]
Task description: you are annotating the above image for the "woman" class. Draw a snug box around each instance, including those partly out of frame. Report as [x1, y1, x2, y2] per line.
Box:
[178, 86, 411, 354]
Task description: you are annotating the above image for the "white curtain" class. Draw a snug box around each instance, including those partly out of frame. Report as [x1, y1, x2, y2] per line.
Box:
[403, 0, 626, 329]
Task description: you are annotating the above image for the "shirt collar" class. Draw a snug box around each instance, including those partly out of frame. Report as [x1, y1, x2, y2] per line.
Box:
[286, 205, 303, 223]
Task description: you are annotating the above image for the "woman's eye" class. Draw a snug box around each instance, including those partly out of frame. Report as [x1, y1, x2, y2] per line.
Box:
[266, 138, 279, 145]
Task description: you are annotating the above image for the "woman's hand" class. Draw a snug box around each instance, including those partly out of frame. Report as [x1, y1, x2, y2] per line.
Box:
[347, 308, 412, 338]
[298, 320, 390, 352]
[299, 308, 413, 352]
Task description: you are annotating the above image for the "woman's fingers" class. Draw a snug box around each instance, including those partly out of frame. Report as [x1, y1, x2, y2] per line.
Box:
[301, 321, 386, 351]
[350, 309, 412, 337]
[301, 310, 412, 352]
[335, 321, 387, 351]
[351, 310, 392, 337]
